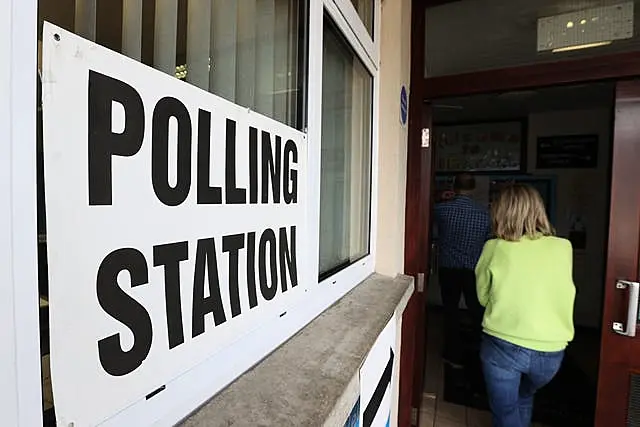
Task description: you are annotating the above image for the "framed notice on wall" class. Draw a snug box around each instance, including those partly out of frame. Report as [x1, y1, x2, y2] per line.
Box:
[536, 134, 598, 169]
[434, 120, 525, 173]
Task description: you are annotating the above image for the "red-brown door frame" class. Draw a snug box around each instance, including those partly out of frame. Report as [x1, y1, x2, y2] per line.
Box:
[400, 1, 640, 426]
[398, 1, 432, 426]
[594, 80, 640, 426]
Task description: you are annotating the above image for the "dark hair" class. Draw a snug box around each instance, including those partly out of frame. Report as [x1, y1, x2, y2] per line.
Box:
[453, 173, 475, 191]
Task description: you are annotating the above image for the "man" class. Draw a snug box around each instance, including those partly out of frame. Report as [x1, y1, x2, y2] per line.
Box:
[433, 173, 491, 371]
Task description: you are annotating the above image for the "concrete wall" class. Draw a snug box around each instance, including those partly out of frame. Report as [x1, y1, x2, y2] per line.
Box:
[376, 0, 412, 278]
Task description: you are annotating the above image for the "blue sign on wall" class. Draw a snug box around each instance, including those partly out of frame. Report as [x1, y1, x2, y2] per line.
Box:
[400, 85, 408, 126]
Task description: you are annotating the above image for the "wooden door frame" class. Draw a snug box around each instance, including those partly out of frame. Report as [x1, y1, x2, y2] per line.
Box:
[594, 81, 640, 426]
[398, 1, 431, 426]
[401, 1, 640, 426]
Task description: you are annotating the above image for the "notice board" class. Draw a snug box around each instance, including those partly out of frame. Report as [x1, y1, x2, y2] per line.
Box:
[536, 134, 598, 169]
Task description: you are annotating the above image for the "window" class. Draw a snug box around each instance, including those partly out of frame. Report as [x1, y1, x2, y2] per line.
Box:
[37, 0, 306, 129]
[318, 17, 373, 278]
[35, 1, 308, 424]
[186, 0, 306, 129]
[30, 0, 378, 424]
[350, 0, 373, 35]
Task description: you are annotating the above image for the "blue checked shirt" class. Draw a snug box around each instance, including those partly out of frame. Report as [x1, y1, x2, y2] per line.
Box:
[434, 195, 492, 270]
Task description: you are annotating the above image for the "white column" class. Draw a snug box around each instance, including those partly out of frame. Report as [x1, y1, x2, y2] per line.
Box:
[74, 0, 97, 41]
[255, 0, 275, 117]
[186, 0, 211, 89]
[122, 0, 143, 60]
[210, 0, 238, 100]
[154, 0, 178, 75]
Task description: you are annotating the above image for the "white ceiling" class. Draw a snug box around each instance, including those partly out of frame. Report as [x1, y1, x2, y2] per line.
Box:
[426, 0, 640, 77]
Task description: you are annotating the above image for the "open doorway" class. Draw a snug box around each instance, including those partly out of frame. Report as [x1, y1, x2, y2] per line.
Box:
[423, 82, 614, 426]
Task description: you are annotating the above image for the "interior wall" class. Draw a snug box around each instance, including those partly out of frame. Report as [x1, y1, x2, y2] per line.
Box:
[528, 108, 611, 328]
[428, 107, 611, 329]
[375, 0, 411, 278]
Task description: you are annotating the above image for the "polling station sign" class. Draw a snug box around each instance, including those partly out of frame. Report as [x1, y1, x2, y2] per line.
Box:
[41, 23, 307, 426]
[360, 317, 397, 427]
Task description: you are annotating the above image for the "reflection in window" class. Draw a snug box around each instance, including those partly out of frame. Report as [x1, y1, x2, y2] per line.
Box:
[319, 17, 373, 278]
[202, 1, 304, 128]
[37, 0, 306, 129]
[350, 0, 373, 35]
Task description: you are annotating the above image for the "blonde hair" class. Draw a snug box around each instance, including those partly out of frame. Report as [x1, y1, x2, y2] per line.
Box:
[491, 184, 555, 241]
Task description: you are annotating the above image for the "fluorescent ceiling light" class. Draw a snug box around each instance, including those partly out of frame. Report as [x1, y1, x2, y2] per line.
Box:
[552, 41, 612, 53]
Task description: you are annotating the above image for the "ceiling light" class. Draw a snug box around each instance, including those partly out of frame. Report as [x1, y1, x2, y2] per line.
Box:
[552, 41, 612, 52]
[538, 3, 632, 52]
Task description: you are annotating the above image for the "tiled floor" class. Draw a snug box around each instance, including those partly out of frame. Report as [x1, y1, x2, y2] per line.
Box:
[419, 391, 492, 427]
[418, 310, 549, 427]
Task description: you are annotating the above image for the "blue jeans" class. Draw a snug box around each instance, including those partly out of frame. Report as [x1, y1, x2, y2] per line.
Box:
[480, 334, 564, 427]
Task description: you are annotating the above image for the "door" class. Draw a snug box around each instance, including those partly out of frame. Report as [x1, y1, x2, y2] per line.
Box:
[596, 80, 640, 426]
[399, 102, 433, 426]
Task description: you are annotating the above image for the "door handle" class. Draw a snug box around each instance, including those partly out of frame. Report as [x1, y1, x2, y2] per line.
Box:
[613, 280, 640, 337]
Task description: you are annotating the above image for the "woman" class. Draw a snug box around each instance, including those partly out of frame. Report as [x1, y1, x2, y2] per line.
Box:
[475, 184, 575, 427]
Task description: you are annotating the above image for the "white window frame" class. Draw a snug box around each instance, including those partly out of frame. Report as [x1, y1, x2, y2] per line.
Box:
[8, 0, 381, 425]
[331, 0, 378, 65]
[1, 0, 43, 426]
[310, 0, 380, 293]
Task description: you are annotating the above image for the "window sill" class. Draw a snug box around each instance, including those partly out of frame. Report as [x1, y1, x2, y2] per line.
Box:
[180, 273, 414, 427]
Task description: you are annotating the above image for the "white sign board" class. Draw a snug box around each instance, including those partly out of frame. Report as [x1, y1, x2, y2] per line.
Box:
[359, 316, 397, 427]
[41, 23, 307, 426]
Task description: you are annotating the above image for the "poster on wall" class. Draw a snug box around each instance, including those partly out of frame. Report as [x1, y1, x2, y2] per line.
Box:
[536, 134, 598, 169]
[41, 23, 307, 426]
[434, 121, 524, 172]
[360, 316, 397, 427]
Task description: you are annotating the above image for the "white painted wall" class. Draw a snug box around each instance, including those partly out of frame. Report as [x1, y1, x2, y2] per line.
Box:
[378, 0, 412, 424]
[376, 0, 412, 278]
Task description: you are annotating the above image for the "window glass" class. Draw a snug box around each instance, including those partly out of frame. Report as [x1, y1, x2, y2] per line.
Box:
[203, 0, 304, 128]
[319, 17, 373, 278]
[37, 0, 305, 129]
[350, 0, 374, 36]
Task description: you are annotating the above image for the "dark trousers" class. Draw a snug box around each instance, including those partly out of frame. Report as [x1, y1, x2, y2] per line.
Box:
[481, 334, 564, 427]
[439, 267, 484, 366]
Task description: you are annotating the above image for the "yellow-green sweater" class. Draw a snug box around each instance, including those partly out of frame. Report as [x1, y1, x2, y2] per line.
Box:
[475, 236, 576, 352]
